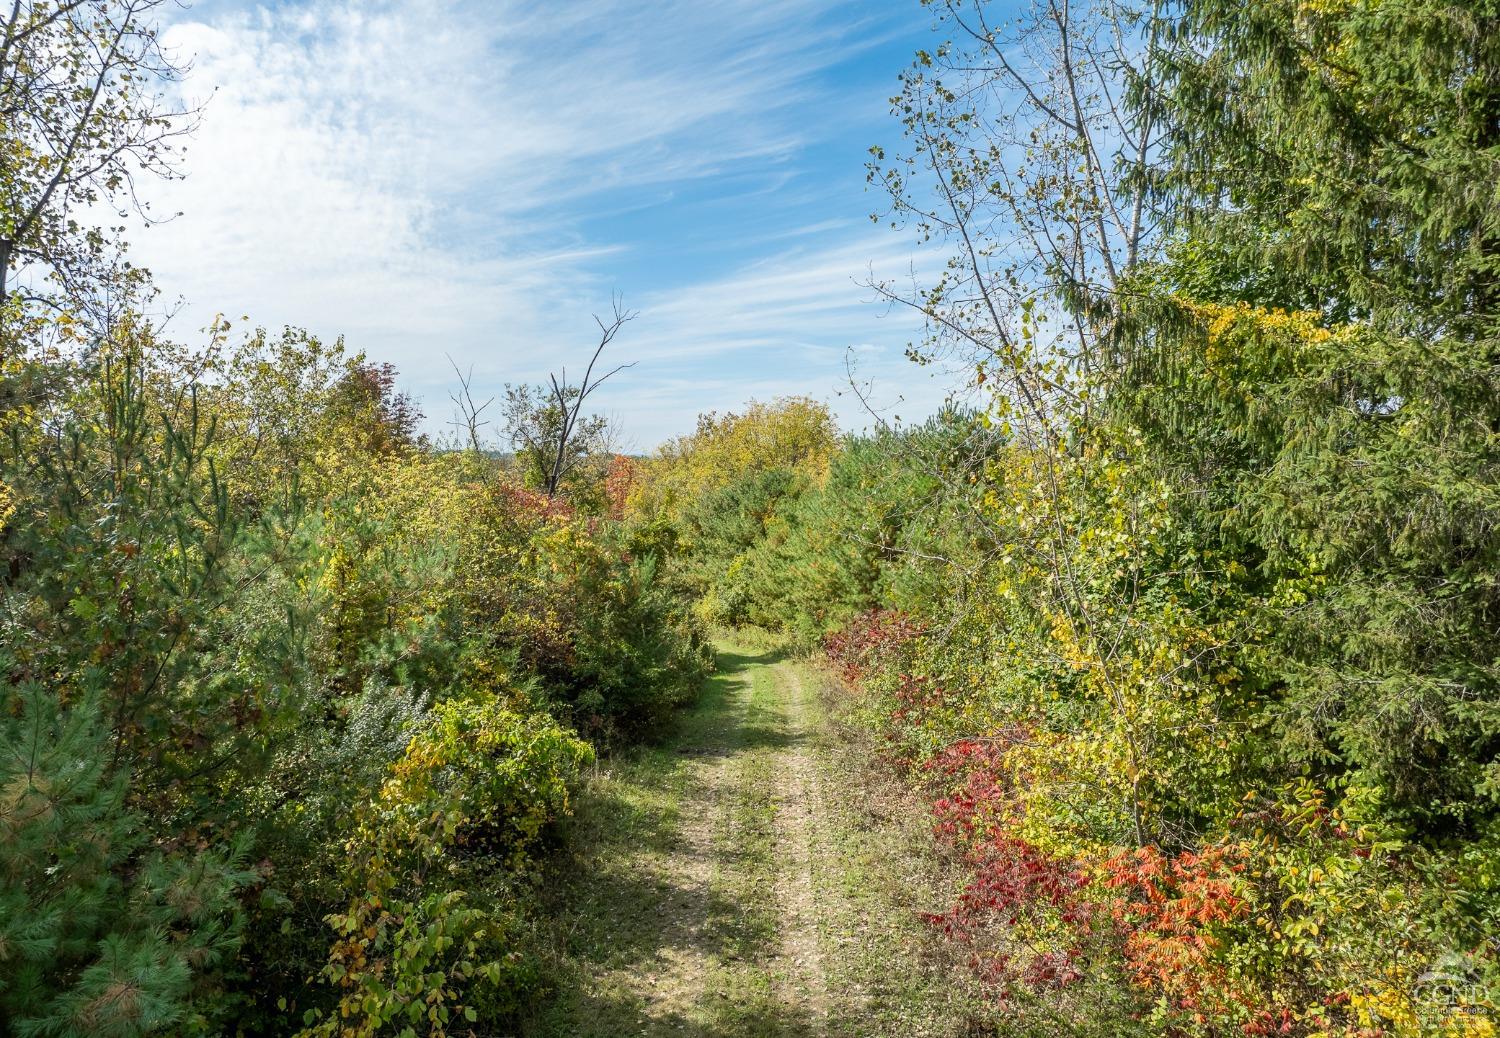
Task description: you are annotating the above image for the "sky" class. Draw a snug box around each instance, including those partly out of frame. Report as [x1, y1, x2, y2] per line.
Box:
[132, 0, 961, 449]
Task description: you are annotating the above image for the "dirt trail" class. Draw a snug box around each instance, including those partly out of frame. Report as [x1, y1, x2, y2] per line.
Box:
[768, 662, 829, 1027]
[525, 641, 978, 1038]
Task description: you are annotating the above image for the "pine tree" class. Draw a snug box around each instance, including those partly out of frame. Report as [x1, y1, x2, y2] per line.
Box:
[1124, 0, 1500, 833]
[0, 680, 254, 1036]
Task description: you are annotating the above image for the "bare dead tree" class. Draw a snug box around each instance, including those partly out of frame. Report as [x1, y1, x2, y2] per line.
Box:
[541, 298, 637, 496]
[502, 297, 637, 498]
[446, 354, 495, 453]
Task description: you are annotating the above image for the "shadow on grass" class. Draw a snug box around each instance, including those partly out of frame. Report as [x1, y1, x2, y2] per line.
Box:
[543, 996, 823, 1038]
[518, 646, 820, 1037]
[713, 646, 791, 671]
[621, 647, 800, 759]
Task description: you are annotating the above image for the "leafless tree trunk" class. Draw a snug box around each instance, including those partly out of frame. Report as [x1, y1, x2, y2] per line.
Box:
[446, 355, 495, 453]
[541, 298, 637, 497]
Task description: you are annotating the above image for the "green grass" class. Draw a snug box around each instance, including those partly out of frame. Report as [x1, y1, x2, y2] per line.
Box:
[797, 668, 994, 1036]
[516, 639, 990, 1037]
[699, 648, 813, 1034]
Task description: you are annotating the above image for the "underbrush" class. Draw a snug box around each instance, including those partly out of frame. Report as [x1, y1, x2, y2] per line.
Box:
[0, 332, 713, 1035]
[823, 609, 1499, 1038]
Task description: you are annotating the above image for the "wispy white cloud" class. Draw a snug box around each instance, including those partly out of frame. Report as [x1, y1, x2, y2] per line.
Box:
[131, 0, 943, 446]
[574, 235, 959, 442]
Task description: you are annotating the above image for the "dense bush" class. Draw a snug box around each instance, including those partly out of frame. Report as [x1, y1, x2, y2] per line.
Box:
[695, 395, 1488, 1033]
[674, 373, 1496, 1033]
[7, 0, 1499, 1033]
[0, 326, 711, 1035]
[298, 699, 593, 1037]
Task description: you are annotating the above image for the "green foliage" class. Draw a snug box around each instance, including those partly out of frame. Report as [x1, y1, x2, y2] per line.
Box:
[1118, 300, 1500, 834]
[629, 1, 1500, 1031]
[733, 412, 993, 641]
[298, 700, 592, 1037]
[8, 0, 1499, 1034]
[0, 317, 710, 1034]
[679, 466, 808, 624]
[626, 397, 855, 632]
[0, 0, 189, 309]
[1141, 0, 1500, 341]
[628, 397, 836, 525]
[0, 684, 255, 1037]
[1124, 0, 1500, 840]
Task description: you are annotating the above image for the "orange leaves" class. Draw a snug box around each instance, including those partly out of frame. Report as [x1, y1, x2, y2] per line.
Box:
[1103, 842, 1250, 1009]
[603, 454, 638, 521]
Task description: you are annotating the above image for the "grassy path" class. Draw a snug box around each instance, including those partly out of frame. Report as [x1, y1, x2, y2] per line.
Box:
[521, 637, 987, 1037]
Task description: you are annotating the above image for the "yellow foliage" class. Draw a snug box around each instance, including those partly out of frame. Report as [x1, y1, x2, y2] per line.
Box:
[627, 396, 836, 522]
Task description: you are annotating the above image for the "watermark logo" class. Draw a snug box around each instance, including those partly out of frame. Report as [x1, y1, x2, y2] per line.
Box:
[1414, 952, 1495, 1023]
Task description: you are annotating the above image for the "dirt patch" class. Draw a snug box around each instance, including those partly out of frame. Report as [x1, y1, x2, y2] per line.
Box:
[615, 676, 747, 1029]
[769, 662, 830, 1029]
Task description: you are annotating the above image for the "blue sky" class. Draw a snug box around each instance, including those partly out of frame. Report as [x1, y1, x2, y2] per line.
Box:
[135, 0, 961, 448]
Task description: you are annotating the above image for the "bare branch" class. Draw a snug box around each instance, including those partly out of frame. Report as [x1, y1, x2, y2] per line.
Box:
[446, 354, 495, 453]
[502, 297, 637, 499]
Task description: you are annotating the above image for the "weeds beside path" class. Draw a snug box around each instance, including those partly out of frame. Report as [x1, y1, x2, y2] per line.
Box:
[521, 636, 988, 1037]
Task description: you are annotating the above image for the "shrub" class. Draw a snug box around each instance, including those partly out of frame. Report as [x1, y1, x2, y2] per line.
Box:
[299, 698, 593, 1037]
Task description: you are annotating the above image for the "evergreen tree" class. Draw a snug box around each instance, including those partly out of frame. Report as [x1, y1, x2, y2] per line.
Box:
[0, 681, 253, 1036]
[1123, 0, 1500, 833]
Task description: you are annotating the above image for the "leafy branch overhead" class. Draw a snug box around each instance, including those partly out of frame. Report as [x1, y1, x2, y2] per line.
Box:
[0, 0, 200, 324]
